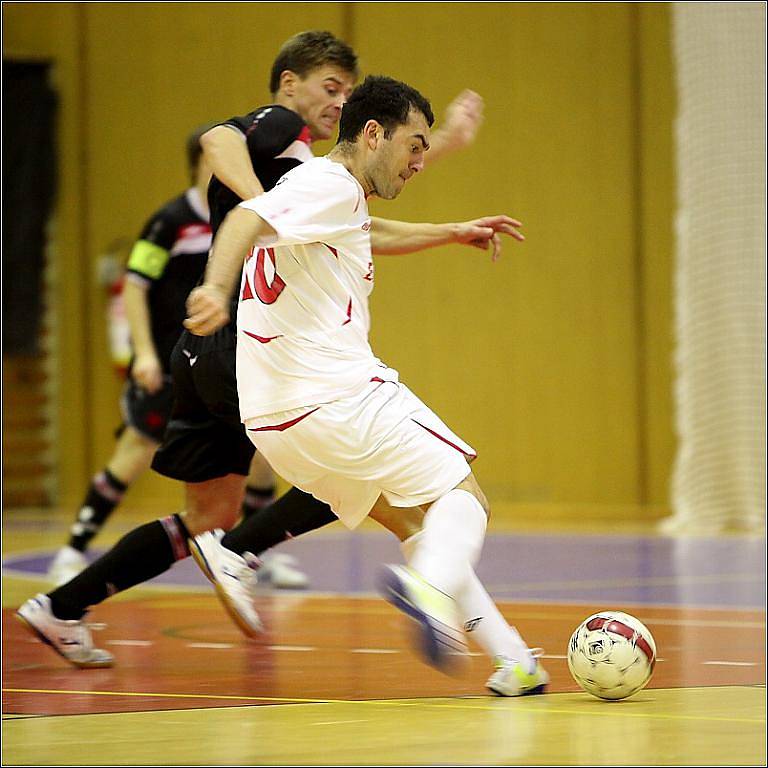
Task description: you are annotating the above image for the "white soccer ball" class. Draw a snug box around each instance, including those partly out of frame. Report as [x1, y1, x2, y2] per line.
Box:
[567, 611, 657, 700]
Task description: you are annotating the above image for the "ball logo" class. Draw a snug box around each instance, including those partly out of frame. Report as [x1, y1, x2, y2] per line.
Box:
[588, 640, 605, 656]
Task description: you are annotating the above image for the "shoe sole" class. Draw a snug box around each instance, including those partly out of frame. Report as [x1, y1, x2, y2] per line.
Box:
[15, 611, 113, 670]
[379, 567, 464, 672]
[487, 681, 548, 697]
[189, 539, 263, 639]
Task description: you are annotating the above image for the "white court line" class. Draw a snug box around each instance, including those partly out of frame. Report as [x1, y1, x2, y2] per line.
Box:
[351, 648, 399, 654]
[268, 645, 315, 652]
[106, 640, 153, 647]
[187, 642, 234, 649]
[703, 660, 757, 667]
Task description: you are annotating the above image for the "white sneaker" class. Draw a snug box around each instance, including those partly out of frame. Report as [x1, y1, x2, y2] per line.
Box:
[486, 650, 549, 696]
[257, 553, 309, 589]
[190, 530, 264, 637]
[16, 594, 113, 669]
[379, 564, 467, 672]
[47, 546, 88, 587]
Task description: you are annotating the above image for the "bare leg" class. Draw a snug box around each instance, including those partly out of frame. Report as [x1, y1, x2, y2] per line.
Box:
[106, 426, 158, 484]
[181, 474, 247, 535]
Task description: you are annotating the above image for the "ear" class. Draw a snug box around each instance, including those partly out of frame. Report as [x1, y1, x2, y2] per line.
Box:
[278, 70, 298, 97]
[363, 120, 382, 149]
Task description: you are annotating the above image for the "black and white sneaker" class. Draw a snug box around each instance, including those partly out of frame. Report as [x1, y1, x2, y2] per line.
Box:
[16, 594, 113, 669]
[190, 530, 264, 637]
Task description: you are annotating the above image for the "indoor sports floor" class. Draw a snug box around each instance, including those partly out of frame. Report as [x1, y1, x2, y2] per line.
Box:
[2, 508, 765, 765]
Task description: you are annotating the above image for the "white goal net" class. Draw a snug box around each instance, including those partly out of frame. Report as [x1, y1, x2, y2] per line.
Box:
[666, 2, 766, 533]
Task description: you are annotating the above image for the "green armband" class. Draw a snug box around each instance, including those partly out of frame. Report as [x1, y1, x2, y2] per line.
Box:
[127, 239, 170, 280]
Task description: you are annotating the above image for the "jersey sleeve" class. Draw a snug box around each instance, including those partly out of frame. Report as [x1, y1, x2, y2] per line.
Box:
[240, 170, 359, 247]
[240, 107, 306, 161]
[125, 208, 176, 281]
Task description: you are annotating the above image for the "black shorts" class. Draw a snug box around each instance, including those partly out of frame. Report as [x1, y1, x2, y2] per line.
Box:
[120, 377, 175, 442]
[151, 329, 255, 483]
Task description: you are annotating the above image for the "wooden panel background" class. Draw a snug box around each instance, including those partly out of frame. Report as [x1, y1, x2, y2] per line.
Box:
[2, 2, 676, 521]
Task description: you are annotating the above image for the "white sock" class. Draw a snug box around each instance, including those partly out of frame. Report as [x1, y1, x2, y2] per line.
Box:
[402, 528, 534, 670]
[459, 568, 535, 671]
[406, 489, 487, 596]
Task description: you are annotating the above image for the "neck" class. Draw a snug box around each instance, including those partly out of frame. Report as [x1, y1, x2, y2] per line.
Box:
[327, 144, 373, 196]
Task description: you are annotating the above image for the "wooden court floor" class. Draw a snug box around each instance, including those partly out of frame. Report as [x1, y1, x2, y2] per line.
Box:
[2, 509, 765, 765]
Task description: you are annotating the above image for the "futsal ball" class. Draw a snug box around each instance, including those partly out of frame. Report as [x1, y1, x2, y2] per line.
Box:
[567, 611, 656, 700]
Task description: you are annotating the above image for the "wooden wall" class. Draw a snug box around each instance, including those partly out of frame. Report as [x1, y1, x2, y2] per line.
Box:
[3, 2, 675, 522]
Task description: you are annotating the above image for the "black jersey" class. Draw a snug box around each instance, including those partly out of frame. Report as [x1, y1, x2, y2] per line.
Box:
[208, 104, 312, 236]
[187, 105, 312, 352]
[125, 188, 211, 369]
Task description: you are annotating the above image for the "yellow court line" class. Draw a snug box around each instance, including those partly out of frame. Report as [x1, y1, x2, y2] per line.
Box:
[4, 688, 764, 725]
[2, 688, 330, 705]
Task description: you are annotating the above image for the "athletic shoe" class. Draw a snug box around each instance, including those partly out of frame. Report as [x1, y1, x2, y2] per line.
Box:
[16, 594, 113, 669]
[486, 650, 549, 696]
[257, 553, 309, 589]
[379, 564, 467, 672]
[47, 546, 87, 587]
[189, 530, 264, 637]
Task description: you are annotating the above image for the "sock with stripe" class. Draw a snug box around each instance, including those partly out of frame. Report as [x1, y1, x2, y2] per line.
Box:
[223, 486, 337, 555]
[67, 468, 128, 552]
[49, 514, 190, 620]
[241, 484, 277, 519]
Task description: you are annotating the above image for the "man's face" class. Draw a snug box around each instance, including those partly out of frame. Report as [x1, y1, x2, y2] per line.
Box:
[291, 65, 356, 140]
[367, 109, 430, 200]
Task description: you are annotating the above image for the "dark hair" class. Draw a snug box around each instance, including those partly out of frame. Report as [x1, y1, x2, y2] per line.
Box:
[186, 123, 216, 179]
[336, 75, 434, 144]
[269, 30, 358, 95]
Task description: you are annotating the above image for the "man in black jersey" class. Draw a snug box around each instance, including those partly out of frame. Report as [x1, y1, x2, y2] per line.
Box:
[45, 125, 292, 590]
[17, 31, 485, 669]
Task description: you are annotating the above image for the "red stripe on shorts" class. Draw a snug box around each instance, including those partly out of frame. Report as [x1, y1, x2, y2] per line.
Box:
[410, 419, 477, 461]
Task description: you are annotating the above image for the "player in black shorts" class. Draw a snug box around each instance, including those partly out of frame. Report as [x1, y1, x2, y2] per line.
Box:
[46, 125, 215, 586]
[17, 31, 484, 669]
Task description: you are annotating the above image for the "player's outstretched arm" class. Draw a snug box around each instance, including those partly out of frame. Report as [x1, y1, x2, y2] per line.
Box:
[184, 207, 276, 336]
[424, 89, 484, 166]
[370, 215, 523, 261]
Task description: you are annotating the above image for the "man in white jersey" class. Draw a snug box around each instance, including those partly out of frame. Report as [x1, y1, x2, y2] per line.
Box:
[187, 75, 548, 696]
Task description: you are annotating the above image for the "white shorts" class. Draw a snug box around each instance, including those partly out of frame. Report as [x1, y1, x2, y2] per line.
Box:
[245, 379, 476, 529]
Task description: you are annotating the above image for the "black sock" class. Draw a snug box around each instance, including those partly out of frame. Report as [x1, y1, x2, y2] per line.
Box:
[223, 487, 337, 556]
[241, 484, 276, 519]
[49, 514, 190, 620]
[68, 468, 128, 552]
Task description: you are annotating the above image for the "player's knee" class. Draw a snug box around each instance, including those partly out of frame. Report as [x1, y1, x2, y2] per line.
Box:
[454, 474, 491, 518]
[183, 476, 246, 535]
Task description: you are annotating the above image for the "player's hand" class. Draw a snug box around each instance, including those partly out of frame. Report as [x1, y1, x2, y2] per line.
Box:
[132, 352, 163, 394]
[453, 215, 524, 262]
[436, 90, 484, 152]
[184, 285, 230, 336]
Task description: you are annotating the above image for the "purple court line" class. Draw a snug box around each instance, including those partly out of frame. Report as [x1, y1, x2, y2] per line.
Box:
[2, 530, 764, 609]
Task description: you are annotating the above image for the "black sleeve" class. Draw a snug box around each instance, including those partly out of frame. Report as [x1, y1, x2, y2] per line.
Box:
[223, 106, 306, 161]
[137, 204, 178, 251]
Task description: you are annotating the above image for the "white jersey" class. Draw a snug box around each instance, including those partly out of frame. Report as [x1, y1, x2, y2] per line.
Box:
[236, 156, 396, 420]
